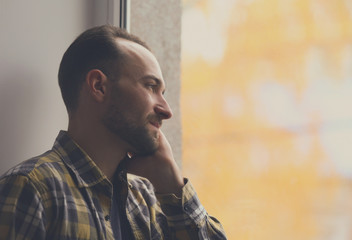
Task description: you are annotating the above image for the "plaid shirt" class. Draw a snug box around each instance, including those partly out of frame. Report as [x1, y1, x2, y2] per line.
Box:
[0, 131, 226, 239]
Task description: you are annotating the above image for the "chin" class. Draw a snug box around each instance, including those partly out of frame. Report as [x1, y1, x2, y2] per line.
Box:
[131, 134, 159, 157]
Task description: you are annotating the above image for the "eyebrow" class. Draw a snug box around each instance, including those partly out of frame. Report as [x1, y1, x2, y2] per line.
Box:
[140, 75, 166, 94]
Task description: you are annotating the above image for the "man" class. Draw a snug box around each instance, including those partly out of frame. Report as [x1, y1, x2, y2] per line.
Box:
[0, 25, 226, 239]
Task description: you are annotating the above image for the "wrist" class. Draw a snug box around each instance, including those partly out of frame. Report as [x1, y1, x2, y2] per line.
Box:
[152, 170, 184, 197]
[154, 180, 184, 197]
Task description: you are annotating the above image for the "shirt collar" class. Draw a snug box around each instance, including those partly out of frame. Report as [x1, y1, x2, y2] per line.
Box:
[52, 130, 110, 188]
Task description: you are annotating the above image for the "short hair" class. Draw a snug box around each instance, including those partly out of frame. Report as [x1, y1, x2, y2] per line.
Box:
[58, 25, 149, 113]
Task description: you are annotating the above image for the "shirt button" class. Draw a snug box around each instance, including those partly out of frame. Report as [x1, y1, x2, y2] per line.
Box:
[105, 215, 110, 221]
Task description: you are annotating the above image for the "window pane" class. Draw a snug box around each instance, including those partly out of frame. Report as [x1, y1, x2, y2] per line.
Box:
[181, 0, 352, 239]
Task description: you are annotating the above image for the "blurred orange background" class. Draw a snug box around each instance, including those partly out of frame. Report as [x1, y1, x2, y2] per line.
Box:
[181, 0, 352, 239]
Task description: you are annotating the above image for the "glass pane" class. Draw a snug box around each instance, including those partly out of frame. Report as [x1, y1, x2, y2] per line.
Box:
[181, 0, 352, 239]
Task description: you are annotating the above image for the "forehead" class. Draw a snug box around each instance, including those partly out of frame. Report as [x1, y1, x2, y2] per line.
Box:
[115, 38, 164, 81]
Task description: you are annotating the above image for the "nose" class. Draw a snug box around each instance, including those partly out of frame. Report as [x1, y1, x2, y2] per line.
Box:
[155, 96, 173, 120]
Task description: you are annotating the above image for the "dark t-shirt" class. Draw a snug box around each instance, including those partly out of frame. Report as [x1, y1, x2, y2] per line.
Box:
[111, 184, 122, 239]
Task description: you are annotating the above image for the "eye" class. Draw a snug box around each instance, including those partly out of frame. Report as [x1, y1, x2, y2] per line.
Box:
[146, 83, 157, 92]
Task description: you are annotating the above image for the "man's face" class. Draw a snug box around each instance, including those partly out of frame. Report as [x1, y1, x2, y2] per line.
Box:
[102, 39, 172, 156]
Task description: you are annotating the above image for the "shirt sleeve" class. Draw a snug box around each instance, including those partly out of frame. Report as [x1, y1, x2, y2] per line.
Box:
[156, 179, 227, 240]
[0, 174, 46, 240]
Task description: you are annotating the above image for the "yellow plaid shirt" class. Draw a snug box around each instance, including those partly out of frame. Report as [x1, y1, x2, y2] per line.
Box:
[0, 131, 226, 239]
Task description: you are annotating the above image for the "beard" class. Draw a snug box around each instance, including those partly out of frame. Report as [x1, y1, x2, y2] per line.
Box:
[102, 101, 160, 157]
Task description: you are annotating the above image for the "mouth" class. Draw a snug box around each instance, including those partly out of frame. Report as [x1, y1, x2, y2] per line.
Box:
[147, 114, 163, 129]
[150, 121, 161, 129]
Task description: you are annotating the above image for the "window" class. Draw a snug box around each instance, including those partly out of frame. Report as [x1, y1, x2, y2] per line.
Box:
[181, 0, 352, 238]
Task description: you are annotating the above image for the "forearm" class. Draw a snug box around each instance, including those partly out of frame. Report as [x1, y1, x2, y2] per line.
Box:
[150, 159, 184, 197]
[156, 179, 227, 240]
[125, 131, 185, 197]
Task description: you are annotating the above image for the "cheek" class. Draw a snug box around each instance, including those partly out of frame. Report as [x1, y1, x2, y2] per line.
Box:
[120, 94, 153, 120]
[111, 84, 154, 116]
[126, 89, 154, 109]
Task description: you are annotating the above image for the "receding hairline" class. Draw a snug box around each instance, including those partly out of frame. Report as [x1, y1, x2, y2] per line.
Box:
[114, 37, 154, 60]
[113, 37, 158, 76]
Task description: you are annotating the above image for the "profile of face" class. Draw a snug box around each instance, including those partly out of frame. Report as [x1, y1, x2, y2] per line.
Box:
[102, 39, 172, 156]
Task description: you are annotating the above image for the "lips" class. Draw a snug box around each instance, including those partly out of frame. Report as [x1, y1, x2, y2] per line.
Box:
[150, 121, 161, 128]
[147, 114, 162, 129]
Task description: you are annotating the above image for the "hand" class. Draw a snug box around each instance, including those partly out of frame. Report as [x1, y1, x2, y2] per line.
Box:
[124, 131, 184, 196]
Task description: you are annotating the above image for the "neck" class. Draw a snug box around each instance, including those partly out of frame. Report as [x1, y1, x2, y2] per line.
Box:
[67, 117, 128, 181]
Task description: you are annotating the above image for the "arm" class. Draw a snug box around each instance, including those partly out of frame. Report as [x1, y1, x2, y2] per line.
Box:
[0, 174, 46, 240]
[125, 131, 184, 196]
[156, 180, 227, 240]
[125, 131, 227, 239]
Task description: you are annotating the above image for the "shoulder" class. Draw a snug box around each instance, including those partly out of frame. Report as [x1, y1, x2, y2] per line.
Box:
[2, 150, 62, 177]
[0, 149, 67, 193]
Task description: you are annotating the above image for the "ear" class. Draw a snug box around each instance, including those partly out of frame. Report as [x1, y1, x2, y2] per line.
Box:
[85, 69, 108, 103]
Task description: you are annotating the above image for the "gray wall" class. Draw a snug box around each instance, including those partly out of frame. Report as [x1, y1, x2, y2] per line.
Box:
[130, 0, 182, 166]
